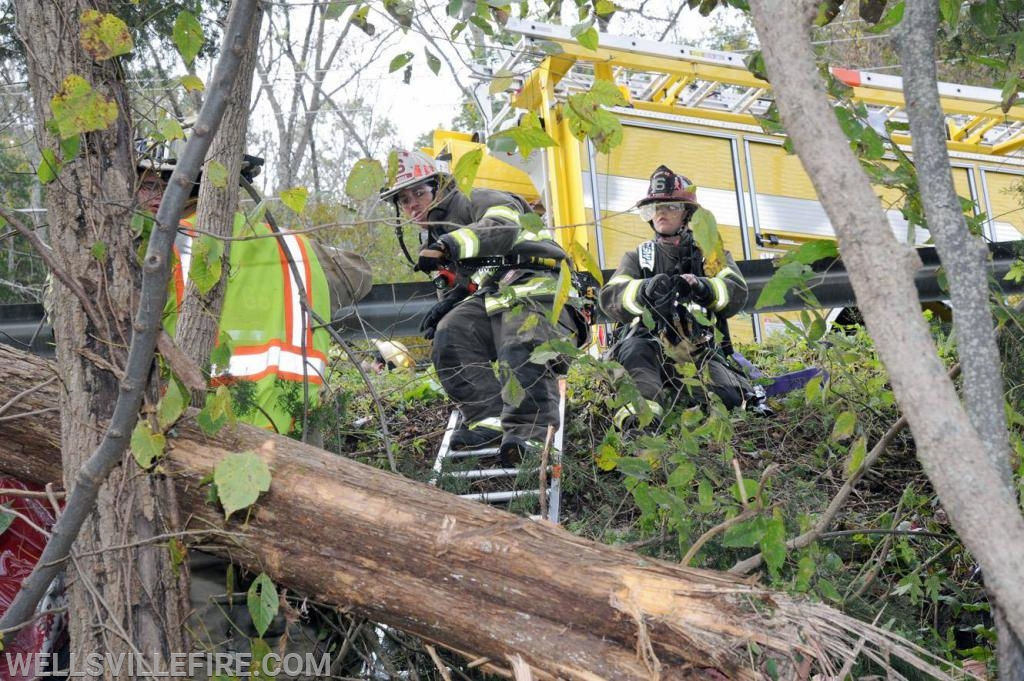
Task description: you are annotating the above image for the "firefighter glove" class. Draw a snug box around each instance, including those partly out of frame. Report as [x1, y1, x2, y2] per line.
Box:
[641, 273, 676, 321]
[679, 273, 713, 306]
[413, 242, 448, 273]
[420, 284, 471, 340]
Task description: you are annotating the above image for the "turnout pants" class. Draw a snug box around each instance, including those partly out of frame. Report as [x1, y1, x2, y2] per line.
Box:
[613, 329, 751, 410]
[431, 295, 578, 443]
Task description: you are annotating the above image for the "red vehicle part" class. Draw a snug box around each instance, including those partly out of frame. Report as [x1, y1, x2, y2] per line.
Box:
[0, 477, 63, 681]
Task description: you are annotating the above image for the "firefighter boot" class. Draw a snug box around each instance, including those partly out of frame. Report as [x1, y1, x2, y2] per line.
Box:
[450, 418, 503, 450]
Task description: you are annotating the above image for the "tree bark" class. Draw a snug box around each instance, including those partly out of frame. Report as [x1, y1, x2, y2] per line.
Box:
[748, 0, 1024, 641]
[176, 2, 265, 375]
[896, 4, 1022, 677]
[0, 344, 957, 681]
[12, 0, 186, 667]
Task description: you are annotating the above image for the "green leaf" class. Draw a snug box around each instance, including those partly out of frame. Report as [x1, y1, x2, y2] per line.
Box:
[50, 75, 119, 139]
[197, 384, 235, 435]
[490, 111, 557, 158]
[865, 1, 904, 33]
[690, 208, 726, 268]
[549, 260, 573, 325]
[729, 477, 760, 505]
[616, 456, 653, 479]
[588, 79, 627, 107]
[816, 577, 844, 603]
[571, 23, 599, 51]
[667, 459, 696, 489]
[247, 573, 279, 638]
[424, 48, 441, 76]
[324, 0, 355, 20]
[830, 410, 856, 442]
[696, 478, 715, 511]
[755, 261, 807, 308]
[188, 234, 224, 295]
[157, 378, 186, 430]
[570, 240, 604, 286]
[60, 134, 81, 161]
[452, 148, 483, 194]
[969, 0, 1000, 37]
[939, 0, 960, 28]
[389, 51, 414, 73]
[0, 507, 15, 537]
[158, 118, 185, 143]
[250, 637, 273, 680]
[794, 554, 816, 591]
[761, 511, 787, 577]
[345, 158, 386, 200]
[833, 106, 863, 141]
[214, 451, 272, 520]
[782, 239, 838, 266]
[595, 0, 617, 15]
[172, 11, 204, 67]
[179, 74, 205, 92]
[280, 186, 309, 214]
[205, 159, 228, 189]
[131, 421, 166, 468]
[518, 212, 544, 234]
[489, 68, 515, 96]
[722, 517, 765, 548]
[846, 435, 867, 476]
[536, 40, 564, 56]
[80, 9, 133, 60]
[37, 149, 60, 184]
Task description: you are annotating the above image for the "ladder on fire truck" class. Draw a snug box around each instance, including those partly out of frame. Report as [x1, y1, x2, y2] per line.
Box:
[483, 19, 1024, 158]
[430, 378, 566, 524]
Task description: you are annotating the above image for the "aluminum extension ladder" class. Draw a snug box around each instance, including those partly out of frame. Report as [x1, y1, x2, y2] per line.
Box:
[430, 379, 566, 523]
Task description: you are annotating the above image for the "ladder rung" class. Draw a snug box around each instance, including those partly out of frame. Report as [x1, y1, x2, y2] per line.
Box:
[445, 467, 534, 480]
[459, 489, 541, 503]
[443, 446, 501, 458]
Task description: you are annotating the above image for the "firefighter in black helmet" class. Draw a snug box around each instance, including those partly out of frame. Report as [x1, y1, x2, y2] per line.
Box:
[599, 165, 766, 430]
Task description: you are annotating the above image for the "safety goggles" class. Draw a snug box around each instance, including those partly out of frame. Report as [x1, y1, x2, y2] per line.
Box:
[638, 201, 689, 222]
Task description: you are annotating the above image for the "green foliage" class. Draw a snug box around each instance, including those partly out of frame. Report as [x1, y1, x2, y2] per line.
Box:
[489, 112, 557, 158]
[247, 572, 279, 638]
[79, 9, 134, 61]
[345, 159, 386, 200]
[564, 79, 627, 152]
[279, 186, 309, 215]
[172, 11, 204, 67]
[50, 75, 119, 139]
[131, 420, 166, 468]
[213, 451, 272, 520]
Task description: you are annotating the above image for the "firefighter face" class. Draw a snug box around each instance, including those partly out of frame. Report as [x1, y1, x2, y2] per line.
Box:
[137, 172, 167, 215]
[645, 201, 687, 235]
[395, 182, 435, 225]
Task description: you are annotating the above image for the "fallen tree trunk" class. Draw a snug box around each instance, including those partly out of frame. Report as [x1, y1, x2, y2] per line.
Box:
[0, 344, 947, 680]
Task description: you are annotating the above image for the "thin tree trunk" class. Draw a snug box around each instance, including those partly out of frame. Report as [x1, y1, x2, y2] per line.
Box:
[176, 2, 264, 374]
[748, 0, 1024, 641]
[0, 344, 959, 681]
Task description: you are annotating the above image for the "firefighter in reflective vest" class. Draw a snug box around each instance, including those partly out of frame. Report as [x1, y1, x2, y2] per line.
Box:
[599, 165, 765, 430]
[137, 143, 367, 434]
[381, 149, 586, 464]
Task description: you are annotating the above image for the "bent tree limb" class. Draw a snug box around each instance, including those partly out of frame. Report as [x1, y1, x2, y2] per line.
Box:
[748, 0, 1024, 642]
[0, 345, 956, 680]
[0, 0, 260, 633]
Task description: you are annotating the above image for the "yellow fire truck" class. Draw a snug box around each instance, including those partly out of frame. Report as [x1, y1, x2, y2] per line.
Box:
[422, 19, 1024, 343]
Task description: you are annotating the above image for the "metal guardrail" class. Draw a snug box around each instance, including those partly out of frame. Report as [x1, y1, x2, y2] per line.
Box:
[4, 241, 1024, 353]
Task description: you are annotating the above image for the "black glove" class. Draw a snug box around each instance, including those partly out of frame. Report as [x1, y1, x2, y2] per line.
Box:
[420, 285, 470, 340]
[640, 273, 676, 322]
[678, 273, 713, 306]
[413, 242, 448, 273]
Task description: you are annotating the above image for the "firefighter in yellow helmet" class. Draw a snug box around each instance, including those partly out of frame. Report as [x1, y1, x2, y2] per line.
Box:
[382, 149, 587, 464]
